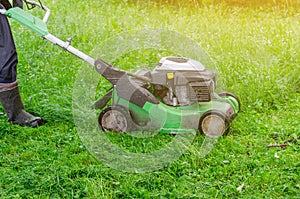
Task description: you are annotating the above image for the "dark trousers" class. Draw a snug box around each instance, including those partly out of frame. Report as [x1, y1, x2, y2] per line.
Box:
[0, 7, 17, 84]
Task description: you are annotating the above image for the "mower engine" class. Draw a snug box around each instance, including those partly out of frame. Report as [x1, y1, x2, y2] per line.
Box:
[149, 57, 216, 106]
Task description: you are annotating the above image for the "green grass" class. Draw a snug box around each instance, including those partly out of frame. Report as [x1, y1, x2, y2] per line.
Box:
[1, 0, 299, 198]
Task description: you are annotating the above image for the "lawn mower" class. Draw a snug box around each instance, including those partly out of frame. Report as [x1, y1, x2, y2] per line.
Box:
[1, 0, 240, 137]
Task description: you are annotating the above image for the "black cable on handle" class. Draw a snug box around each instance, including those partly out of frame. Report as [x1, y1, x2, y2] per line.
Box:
[25, 0, 34, 10]
[37, 0, 44, 10]
[25, 0, 44, 10]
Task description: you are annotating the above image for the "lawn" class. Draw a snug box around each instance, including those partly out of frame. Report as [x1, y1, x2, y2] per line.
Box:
[0, 0, 299, 198]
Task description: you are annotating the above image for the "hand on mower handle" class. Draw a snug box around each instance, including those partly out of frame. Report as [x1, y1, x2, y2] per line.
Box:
[0, 0, 11, 9]
[0, 0, 22, 9]
[13, 0, 23, 9]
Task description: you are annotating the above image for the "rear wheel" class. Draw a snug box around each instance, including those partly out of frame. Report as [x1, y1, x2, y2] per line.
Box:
[199, 110, 229, 138]
[218, 91, 241, 113]
[98, 106, 132, 132]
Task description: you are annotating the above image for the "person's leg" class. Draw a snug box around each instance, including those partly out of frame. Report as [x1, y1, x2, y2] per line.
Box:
[0, 4, 17, 83]
[0, 7, 43, 127]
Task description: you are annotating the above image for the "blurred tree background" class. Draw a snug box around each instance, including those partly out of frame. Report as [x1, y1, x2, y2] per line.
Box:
[143, 0, 300, 7]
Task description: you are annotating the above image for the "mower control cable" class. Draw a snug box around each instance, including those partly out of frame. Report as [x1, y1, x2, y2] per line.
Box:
[25, 0, 44, 10]
[24, 0, 50, 23]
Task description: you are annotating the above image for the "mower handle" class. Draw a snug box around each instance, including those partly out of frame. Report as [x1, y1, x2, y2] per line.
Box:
[0, 0, 50, 23]
[0, 1, 152, 82]
[24, 0, 50, 23]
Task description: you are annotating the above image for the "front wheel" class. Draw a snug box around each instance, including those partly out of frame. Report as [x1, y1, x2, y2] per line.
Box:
[199, 110, 229, 138]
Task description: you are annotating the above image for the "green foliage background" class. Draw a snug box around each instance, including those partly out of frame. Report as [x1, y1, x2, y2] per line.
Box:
[149, 0, 300, 7]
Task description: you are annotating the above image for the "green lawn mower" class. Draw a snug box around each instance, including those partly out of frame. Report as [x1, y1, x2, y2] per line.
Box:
[1, 0, 240, 137]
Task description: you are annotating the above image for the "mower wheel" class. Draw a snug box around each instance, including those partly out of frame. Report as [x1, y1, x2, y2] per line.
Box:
[199, 110, 229, 138]
[218, 91, 241, 113]
[98, 106, 132, 133]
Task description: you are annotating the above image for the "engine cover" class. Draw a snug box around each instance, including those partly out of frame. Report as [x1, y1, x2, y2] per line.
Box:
[151, 57, 216, 106]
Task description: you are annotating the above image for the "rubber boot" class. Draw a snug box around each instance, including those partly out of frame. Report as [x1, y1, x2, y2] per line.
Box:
[0, 82, 44, 127]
